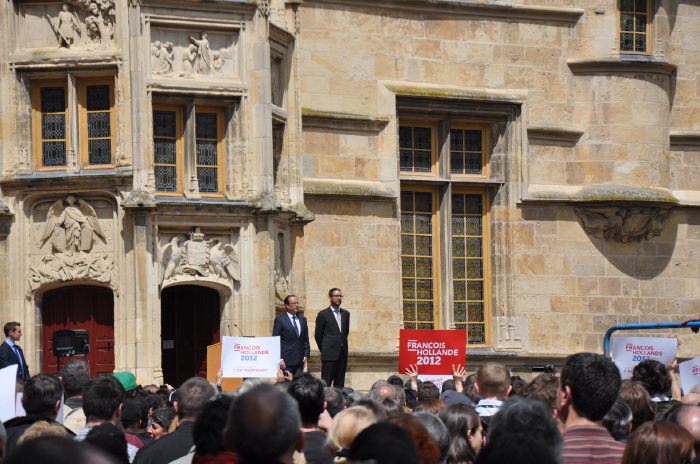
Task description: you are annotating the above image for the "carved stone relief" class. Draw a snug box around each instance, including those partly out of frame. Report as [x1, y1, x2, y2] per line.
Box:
[574, 205, 671, 242]
[26, 196, 117, 298]
[150, 28, 237, 78]
[159, 228, 240, 289]
[42, 1, 115, 50]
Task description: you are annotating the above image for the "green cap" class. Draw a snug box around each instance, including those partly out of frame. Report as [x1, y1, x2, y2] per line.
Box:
[113, 371, 137, 392]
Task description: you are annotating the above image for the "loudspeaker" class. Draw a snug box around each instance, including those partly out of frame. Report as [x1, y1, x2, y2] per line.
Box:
[52, 329, 90, 357]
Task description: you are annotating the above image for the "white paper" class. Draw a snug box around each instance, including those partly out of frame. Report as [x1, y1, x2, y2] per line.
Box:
[15, 392, 25, 418]
[0, 365, 17, 421]
[611, 336, 677, 379]
[679, 356, 700, 394]
[221, 336, 281, 378]
[417, 374, 451, 391]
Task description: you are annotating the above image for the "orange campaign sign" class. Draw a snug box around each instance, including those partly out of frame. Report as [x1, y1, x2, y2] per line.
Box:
[399, 329, 467, 375]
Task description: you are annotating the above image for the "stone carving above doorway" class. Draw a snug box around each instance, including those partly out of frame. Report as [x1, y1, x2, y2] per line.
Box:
[574, 205, 671, 242]
[159, 228, 240, 290]
[26, 196, 117, 298]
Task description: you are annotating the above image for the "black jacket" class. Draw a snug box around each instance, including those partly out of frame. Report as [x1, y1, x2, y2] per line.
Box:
[0, 341, 30, 382]
[272, 312, 310, 368]
[314, 307, 350, 361]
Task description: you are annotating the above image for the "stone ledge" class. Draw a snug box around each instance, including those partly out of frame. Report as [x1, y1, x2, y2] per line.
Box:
[302, 109, 390, 132]
[385, 80, 527, 104]
[304, 178, 396, 199]
[11, 52, 121, 70]
[567, 56, 677, 76]
[148, 80, 247, 97]
[523, 184, 680, 205]
[1, 168, 132, 187]
[528, 126, 584, 145]
[670, 131, 700, 149]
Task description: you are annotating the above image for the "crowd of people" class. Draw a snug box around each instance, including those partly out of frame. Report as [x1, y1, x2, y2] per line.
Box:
[0, 351, 699, 464]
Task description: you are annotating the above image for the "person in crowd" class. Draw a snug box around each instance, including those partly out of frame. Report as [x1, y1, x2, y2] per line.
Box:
[326, 406, 378, 462]
[288, 373, 334, 464]
[171, 394, 235, 464]
[324, 387, 346, 417]
[114, 372, 139, 399]
[520, 372, 559, 420]
[558, 352, 625, 464]
[16, 420, 71, 445]
[622, 421, 694, 464]
[0, 322, 30, 383]
[315, 288, 350, 387]
[413, 398, 446, 416]
[474, 363, 510, 429]
[463, 373, 481, 405]
[76, 374, 138, 462]
[4, 373, 72, 453]
[442, 379, 456, 394]
[61, 360, 90, 434]
[381, 398, 403, 417]
[273, 294, 311, 378]
[664, 404, 700, 459]
[618, 380, 656, 431]
[417, 381, 440, 404]
[488, 396, 562, 461]
[121, 398, 147, 449]
[440, 403, 483, 464]
[475, 433, 559, 464]
[603, 398, 634, 442]
[385, 414, 440, 464]
[370, 380, 399, 403]
[146, 407, 176, 441]
[387, 375, 405, 389]
[348, 422, 419, 464]
[224, 383, 303, 464]
[5, 436, 119, 464]
[351, 397, 388, 421]
[509, 375, 527, 397]
[134, 377, 215, 464]
[85, 423, 130, 464]
[414, 411, 450, 464]
[632, 360, 681, 419]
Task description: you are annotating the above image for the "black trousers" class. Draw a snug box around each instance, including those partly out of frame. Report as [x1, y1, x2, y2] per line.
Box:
[321, 354, 347, 387]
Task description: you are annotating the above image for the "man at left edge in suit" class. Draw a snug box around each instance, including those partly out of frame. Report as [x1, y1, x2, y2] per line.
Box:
[272, 295, 310, 377]
[0, 321, 30, 383]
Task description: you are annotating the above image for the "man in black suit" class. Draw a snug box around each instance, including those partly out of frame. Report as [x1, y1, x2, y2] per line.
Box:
[314, 288, 350, 387]
[272, 294, 310, 377]
[0, 321, 30, 383]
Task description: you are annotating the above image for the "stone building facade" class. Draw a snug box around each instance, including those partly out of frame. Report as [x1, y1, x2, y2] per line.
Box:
[0, 0, 699, 388]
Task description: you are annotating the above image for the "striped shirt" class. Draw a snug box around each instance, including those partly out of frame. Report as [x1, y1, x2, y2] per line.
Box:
[562, 425, 625, 464]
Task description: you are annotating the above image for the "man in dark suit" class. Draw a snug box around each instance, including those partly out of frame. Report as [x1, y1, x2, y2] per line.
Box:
[0, 321, 30, 383]
[314, 288, 350, 387]
[272, 294, 310, 377]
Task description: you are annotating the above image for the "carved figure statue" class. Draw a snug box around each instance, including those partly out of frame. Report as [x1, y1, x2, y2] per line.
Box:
[189, 32, 212, 74]
[212, 51, 224, 72]
[152, 41, 174, 75]
[40, 196, 105, 253]
[160, 236, 182, 280]
[209, 242, 240, 281]
[575, 205, 670, 243]
[47, 3, 81, 48]
[182, 44, 198, 75]
[84, 1, 113, 48]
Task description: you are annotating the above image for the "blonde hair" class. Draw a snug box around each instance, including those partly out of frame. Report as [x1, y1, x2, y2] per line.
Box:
[476, 363, 510, 399]
[17, 420, 70, 446]
[327, 406, 377, 452]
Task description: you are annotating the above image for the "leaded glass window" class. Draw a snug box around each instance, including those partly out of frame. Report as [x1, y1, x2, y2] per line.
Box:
[40, 87, 67, 167]
[85, 85, 112, 165]
[401, 190, 435, 329]
[399, 126, 433, 173]
[451, 193, 486, 344]
[195, 112, 220, 194]
[450, 129, 483, 175]
[620, 0, 648, 53]
[153, 110, 179, 192]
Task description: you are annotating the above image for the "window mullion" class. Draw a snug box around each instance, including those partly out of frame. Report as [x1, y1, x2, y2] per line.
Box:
[67, 74, 79, 171]
[183, 102, 197, 197]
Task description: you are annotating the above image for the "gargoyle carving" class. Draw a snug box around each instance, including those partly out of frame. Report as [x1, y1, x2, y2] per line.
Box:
[574, 206, 671, 242]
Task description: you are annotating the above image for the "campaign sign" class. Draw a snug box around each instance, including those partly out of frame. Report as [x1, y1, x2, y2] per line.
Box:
[221, 336, 280, 378]
[611, 336, 677, 379]
[399, 329, 466, 375]
[679, 356, 700, 394]
[0, 365, 17, 422]
[418, 375, 452, 391]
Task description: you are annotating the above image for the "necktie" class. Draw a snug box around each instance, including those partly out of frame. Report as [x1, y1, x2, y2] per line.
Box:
[13, 345, 24, 376]
[292, 316, 300, 337]
[334, 310, 341, 331]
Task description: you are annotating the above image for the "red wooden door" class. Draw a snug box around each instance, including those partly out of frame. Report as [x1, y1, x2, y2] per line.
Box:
[161, 286, 220, 386]
[42, 286, 115, 376]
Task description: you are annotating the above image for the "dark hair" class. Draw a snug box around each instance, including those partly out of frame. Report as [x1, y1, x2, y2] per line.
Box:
[381, 398, 403, 417]
[560, 352, 621, 421]
[386, 414, 441, 464]
[176, 377, 215, 420]
[475, 433, 559, 464]
[288, 373, 325, 426]
[520, 373, 558, 410]
[440, 404, 480, 464]
[120, 398, 147, 429]
[442, 380, 456, 393]
[83, 375, 125, 422]
[150, 407, 176, 430]
[387, 375, 405, 388]
[603, 398, 633, 441]
[61, 360, 90, 398]
[283, 294, 297, 305]
[193, 394, 233, 456]
[632, 360, 672, 397]
[5, 436, 120, 464]
[509, 376, 528, 397]
[226, 384, 301, 461]
[328, 288, 341, 297]
[414, 399, 446, 416]
[487, 397, 562, 459]
[324, 387, 345, 417]
[349, 422, 419, 464]
[622, 421, 694, 464]
[23, 374, 63, 417]
[619, 379, 656, 430]
[85, 423, 129, 464]
[417, 381, 440, 403]
[3, 321, 20, 337]
[414, 411, 450, 463]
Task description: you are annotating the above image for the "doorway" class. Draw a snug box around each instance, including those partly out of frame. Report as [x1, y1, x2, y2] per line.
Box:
[161, 285, 221, 386]
[42, 285, 115, 375]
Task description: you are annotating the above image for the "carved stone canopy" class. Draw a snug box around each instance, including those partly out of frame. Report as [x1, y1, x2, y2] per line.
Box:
[574, 205, 671, 242]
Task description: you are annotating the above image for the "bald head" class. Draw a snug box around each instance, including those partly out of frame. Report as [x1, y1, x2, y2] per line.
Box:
[678, 406, 700, 442]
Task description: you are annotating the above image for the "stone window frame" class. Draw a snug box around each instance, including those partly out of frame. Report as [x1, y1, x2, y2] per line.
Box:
[31, 75, 117, 171]
[398, 113, 494, 348]
[618, 0, 652, 54]
[151, 98, 229, 197]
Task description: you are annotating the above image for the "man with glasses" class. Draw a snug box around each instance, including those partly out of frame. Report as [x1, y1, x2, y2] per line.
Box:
[314, 288, 350, 387]
[273, 294, 310, 378]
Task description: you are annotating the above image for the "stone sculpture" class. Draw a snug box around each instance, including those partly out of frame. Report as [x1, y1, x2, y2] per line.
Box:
[574, 205, 671, 242]
[152, 40, 174, 75]
[47, 3, 81, 48]
[41, 195, 105, 253]
[189, 32, 211, 74]
[45, 0, 115, 50]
